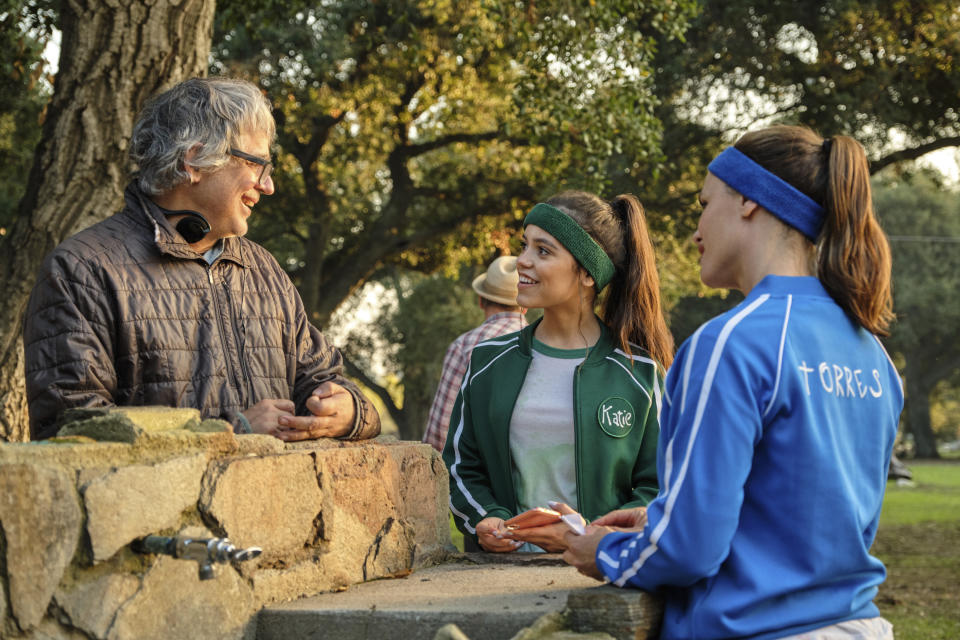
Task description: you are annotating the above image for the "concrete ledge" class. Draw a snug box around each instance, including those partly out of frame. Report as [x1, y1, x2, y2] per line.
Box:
[258, 555, 600, 640]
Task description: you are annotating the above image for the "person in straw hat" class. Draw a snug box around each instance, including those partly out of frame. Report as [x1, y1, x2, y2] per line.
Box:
[422, 256, 527, 453]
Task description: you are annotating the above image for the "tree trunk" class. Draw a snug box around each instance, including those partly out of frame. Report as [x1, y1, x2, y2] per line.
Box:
[0, 0, 215, 441]
[904, 372, 940, 459]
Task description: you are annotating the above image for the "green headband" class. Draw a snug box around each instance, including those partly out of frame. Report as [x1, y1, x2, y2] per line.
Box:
[523, 202, 616, 291]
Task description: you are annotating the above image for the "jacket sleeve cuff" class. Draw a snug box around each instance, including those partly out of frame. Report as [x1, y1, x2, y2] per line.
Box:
[336, 390, 366, 441]
[483, 507, 513, 522]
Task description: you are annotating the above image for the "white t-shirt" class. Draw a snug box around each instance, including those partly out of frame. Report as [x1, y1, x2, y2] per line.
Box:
[509, 338, 585, 514]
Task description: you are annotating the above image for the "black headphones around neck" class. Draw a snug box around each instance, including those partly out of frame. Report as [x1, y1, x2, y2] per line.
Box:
[161, 209, 211, 244]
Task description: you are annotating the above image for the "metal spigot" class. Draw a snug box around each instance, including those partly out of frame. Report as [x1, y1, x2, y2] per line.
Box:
[134, 535, 262, 580]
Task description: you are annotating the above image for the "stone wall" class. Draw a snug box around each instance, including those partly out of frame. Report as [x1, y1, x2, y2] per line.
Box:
[0, 407, 450, 640]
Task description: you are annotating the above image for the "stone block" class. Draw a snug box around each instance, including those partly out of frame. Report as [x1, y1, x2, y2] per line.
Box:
[22, 618, 91, 639]
[233, 434, 286, 454]
[0, 440, 141, 472]
[133, 429, 240, 460]
[199, 453, 323, 558]
[47, 435, 98, 444]
[250, 560, 338, 607]
[62, 406, 202, 432]
[284, 438, 348, 451]
[434, 624, 473, 640]
[187, 419, 233, 433]
[107, 555, 255, 640]
[313, 445, 397, 539]
[361, 516, 417, 580]
[317, 442, 450, 562]
[565, 585, 663, 640]
[312, 445, 395, 564]
[112, 406, 201, 431]
[511, 611, 616, 639]
[0, 464, 82, 631]
[83, 454, 207, 561]
[308, 443, 448, 587]
[57, 415, 143, 444]
[54, 572, 140, 638]
[389, 444, 451, 552]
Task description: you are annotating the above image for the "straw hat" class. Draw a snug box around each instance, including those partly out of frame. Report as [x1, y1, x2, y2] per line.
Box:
[472, 256, 520, 307]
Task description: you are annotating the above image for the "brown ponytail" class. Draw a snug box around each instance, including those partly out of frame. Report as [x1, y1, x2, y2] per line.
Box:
[819, 137, 894, 335]
[734, 126, 894, 335]
[545, 191, 674, 369]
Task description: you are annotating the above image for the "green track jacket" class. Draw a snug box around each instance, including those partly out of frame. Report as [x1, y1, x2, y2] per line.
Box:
[443, 319, 662, 542]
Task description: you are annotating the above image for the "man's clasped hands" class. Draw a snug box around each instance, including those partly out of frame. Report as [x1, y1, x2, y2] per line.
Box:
[243, 381, 356, 441]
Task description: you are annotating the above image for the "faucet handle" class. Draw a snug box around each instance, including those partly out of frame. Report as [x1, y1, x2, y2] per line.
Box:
[231, 546, 262, 563]
[207, 538, 262, 564]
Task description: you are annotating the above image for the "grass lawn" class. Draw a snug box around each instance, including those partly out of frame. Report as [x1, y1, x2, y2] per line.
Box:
[874, 460, 960, 639]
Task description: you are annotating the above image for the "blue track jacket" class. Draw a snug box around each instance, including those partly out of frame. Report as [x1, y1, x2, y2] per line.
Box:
[596, 276, 903, 639]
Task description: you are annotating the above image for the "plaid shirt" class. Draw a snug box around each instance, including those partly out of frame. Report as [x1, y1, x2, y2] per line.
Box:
[422, 312, 527, 451]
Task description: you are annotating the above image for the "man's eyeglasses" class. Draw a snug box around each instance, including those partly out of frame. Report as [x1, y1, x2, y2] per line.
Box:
[229, 148, 273, 186]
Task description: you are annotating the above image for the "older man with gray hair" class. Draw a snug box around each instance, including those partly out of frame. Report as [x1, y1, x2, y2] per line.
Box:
[24, 77, 380, 442]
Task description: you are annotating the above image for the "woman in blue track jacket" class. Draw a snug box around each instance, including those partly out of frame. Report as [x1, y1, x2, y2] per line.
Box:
[443, 191, 674, 553]
[562, 127, 903, 639]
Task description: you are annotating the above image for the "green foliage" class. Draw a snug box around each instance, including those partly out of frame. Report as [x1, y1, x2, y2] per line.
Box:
[653, 0, 960, 151]
[210, 0, 701, 430]
[384, 271, 483, 438]
[0, 0, 55, 228]
[331, 268, 485, 439]
[7, 0, 957, 443]
[630, 0, 960, 250]
[390, 273, 483, 388]
[667, 289, 744, 347]
[212, 0, 700, 325]
[930, 377, 960, 444]
[448, 512, 464, 552]
[873, 174, 960, 453]
[877, 174, 960, 363]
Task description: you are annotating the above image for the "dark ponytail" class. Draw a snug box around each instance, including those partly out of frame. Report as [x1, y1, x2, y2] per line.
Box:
[545, 191, 674, 369]
[734, 126, 894, 335]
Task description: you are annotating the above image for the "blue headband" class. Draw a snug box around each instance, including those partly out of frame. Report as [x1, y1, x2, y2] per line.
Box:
[707, 147, 825, 241]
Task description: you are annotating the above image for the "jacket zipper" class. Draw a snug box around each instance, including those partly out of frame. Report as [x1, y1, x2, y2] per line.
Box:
[573, 363, 584, 511]
[224, 273, 255, 402]
[207, 264, 247, 408]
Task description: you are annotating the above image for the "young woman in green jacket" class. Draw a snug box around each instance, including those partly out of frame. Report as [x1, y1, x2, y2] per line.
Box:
[442, 191, 673, 552]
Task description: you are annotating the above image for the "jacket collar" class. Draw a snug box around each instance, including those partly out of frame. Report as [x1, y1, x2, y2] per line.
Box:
[124, 182, 247, 266]
[516, 315, 615, 366]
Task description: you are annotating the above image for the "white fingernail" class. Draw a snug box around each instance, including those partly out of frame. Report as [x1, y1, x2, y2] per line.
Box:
[547, 500, 560, 508]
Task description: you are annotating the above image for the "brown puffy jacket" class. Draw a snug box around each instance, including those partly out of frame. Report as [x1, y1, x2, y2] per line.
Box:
[24, 184, 380, 440]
